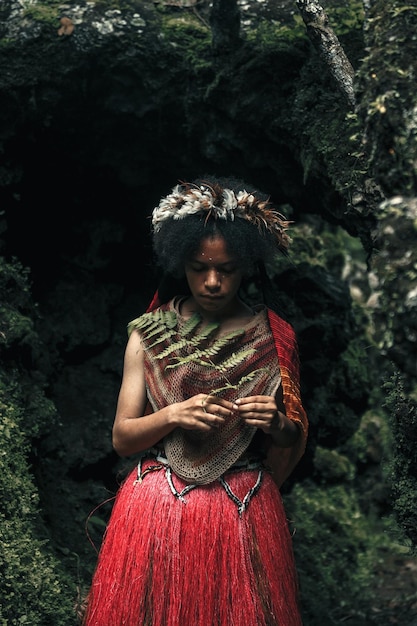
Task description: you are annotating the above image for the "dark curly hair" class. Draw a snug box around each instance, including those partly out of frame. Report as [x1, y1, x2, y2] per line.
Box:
[152, 176, 288, 278]
[150, 176, 290, 313]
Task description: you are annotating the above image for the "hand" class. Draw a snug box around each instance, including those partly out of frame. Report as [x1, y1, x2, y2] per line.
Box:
[232, 395, 283, 435]
[174, 394, 233, 432]
[233, 395, 300, 447]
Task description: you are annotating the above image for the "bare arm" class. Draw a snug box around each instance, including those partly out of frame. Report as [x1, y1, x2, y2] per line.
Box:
[112, 331, 176, 456]
[112, 331, 233, 457]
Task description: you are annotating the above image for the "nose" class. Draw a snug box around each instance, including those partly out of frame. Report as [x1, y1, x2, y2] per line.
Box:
[205, 268, 221, 290]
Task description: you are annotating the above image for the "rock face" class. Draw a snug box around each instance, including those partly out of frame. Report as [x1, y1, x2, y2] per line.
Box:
[1, 0, 416, 623]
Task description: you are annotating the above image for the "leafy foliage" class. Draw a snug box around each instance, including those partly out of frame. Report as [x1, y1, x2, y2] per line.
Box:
[384, 372, 417, 551]
[0, 372, 77, 625]
[285, 481, 390, 625]
[0, 258, 38, 352]
[0, 258, 77, 624]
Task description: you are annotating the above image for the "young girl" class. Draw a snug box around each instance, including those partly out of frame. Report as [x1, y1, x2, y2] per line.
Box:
[83, 177, 308, 626]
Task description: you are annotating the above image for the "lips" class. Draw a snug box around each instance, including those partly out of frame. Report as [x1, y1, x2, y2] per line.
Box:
[201, 295, 223, 301]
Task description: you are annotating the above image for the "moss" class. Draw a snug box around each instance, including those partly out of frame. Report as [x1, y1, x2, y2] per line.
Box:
[326, 1, 365, 36]
[0, 258, 78, 623]
[355, 0, 417, 195]
[160, 15, 212, 71]
[0, 258, 38, 350]
[285, 481, 388, 625]
[0, 372, 77, 625]
[245, 15, 308, 47]
[345, 411, 392, 467]
[384, 373, 417, 551]
[367, 198, 417, 377]
[94, 0, 144, 9]
[22, 1, 62, 25]
[313, 446, 356, 483]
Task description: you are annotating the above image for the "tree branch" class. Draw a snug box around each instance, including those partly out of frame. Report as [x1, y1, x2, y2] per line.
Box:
[296, 0, 356, 108]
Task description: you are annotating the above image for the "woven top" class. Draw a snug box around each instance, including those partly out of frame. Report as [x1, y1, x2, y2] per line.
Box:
[128, 298, 281, 484]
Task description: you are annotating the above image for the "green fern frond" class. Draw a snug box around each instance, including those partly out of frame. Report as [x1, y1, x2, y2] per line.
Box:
[142, 320, 176, 340]
[161, 310, 178, 329]
[156, 338, 193, 359]
[219, 329, 245, 342]
[160, 335, 249, 367]
[145, 326, 169, 341]
[217, 349, 256, 373]
[191, 322, 219, 343]
[128, 310, 176, 333]
[181, 313, 204, 336]
[165, 347, 211, 367]
[209, 368, 269, 396]
[136, 318, 158, 331]
[202, 344, 228, 357]
[135, 309, 263, 396]
[210, 383, 238, 395]
[127, 315, 151, 334]
[131, 311, 179, 348]
[237, 368, 269, 385]
[148, 328, 178, 349]
[166, 354, 214, 369]
[148, 311, 177, 329]
[196, 331, 243, 352]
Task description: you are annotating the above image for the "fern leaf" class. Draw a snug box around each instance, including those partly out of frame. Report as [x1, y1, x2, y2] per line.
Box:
[181, 313, 203, 336]
[209, 368, 269, 396]
[201, 332, 243, 355]
[210, 383, 237, 395]
[148, 328, 178, 349]
[166, 355, 213, 369]
[235, 368, 269, 386]
[145, 327, 166, 341]
[128, 314, 154, 333]
[219, 328, 245, 341]
[165, 346, 212, 365]
[161, 310, 178, 329]
[134, 310, 177, 332]
[143, 322, 173, 340]
[190, 322, 219, 344]
[217, 348, 256, 372]
[156, 338, 192, 359]
[203, 344, 226, 357]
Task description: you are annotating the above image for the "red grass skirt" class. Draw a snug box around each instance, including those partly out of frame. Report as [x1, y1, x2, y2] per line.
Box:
[83, 460, 302, 626]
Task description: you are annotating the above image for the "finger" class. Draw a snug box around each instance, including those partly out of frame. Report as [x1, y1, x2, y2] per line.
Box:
[201, 397, 226, 415]
[235, 399, 275, 413]
[202, 402, 227, 425]
[200, 416, 223, 430]
[202, 398, 233, 419]
[205, 400, 233, 417]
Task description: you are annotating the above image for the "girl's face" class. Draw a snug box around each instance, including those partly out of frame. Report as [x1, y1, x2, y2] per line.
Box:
[184, 236, 243, 319]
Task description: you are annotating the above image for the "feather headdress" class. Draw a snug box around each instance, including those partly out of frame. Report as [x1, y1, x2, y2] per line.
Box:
[152, 181, 292, 252]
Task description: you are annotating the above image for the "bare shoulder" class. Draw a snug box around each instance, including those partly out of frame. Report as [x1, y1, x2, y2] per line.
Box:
[125, 328, 144, 359]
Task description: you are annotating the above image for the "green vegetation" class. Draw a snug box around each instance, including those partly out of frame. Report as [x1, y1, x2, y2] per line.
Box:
[22, 0, 62, 25]
[246, 15, 308, 47]
[0, 258, 78, 624]
[286, 481, 399, 625]
[327, 0, 365, 35]
[384, 373, 417, 551]
[0, 376, 77, 625]
[1, 0, 416, 622]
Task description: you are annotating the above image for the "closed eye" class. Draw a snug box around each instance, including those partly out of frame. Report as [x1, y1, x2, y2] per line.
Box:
[187, 263, 238, 274]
